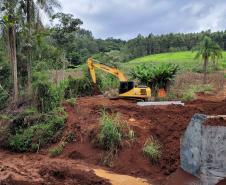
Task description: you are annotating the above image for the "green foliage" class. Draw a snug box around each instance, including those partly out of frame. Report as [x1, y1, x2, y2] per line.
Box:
[33, 74, 68, 112]
[98, 111, 134, 151]
[143, 137, 162, 163]
[130, 63, 179, 94]
[0, 114, 11, 121]
[0, 53, 10, 109]
[49, 144, 64, 157]
[64, 75, 93, 98]
[97, 73, 119, 92]
[0, 126, 10, 148]
[149, 63, 179, 90]
[93, 50, 128, 64]
[8, 108, 67, 152]
[66, 98, 77, 106]
[98, 112, 122, 151]
[181, 90, 196, 102]
[130, 64, 153, 85]
[97, 111, 135, 167]
[194, 36, 222, 61]
[127, 51, 226, 73]
[181, 84, 213, 102]
[0, 86, 9, 110]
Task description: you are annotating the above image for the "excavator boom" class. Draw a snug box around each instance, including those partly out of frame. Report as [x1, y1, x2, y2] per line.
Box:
[87, 58, 127, 83]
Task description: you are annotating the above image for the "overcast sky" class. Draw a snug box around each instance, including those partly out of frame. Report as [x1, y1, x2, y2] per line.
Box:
[57, 0, 226, 40]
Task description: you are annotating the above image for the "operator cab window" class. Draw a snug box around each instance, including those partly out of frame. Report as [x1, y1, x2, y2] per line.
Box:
[119, 81, 134, 94]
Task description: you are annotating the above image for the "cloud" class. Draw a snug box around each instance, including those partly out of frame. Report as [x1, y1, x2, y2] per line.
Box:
[57, 0, 226, 40]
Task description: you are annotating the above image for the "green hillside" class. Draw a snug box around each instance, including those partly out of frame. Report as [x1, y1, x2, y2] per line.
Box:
[124, 51, 226, 71]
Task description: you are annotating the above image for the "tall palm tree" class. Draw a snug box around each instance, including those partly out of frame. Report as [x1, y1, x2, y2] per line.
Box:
[194, 36, 222, 84]
[22, 0, 61, 95]
[0, 0, 19, 105]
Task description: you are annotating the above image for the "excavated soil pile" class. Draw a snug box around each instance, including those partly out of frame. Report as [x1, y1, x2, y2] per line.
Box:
[0, 151, 110, 185]
[61, 96, 226, 183]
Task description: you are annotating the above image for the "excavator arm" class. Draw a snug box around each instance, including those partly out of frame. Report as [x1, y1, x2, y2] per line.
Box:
[87, 58, 127, 83]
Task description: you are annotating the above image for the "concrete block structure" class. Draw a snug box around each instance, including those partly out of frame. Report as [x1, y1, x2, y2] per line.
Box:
[181, 114, 226, 185]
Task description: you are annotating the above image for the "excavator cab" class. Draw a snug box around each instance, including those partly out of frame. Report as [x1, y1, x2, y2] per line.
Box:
[119, 81, 135, 94]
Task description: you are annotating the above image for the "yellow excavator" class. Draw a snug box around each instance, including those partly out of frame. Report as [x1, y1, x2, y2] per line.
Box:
[87, 58, 151, 100]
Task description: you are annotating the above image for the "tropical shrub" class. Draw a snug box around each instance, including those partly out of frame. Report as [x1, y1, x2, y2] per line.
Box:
[149, 63, 179, 91]
[130, 63, 179, 94]
[8, 108, 67, 152]
[130, 64, 153, 85]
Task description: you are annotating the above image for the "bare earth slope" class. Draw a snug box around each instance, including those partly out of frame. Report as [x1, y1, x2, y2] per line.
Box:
[1, 94, 226, 184]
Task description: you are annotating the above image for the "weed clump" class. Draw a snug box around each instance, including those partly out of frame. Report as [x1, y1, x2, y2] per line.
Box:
[181, 84, 213, 102]
[143, 137, 162, 163]
[98, 112, 122, 151]
[66, 98, 77, 107]
[49, 142, 66, 157]
[97, 111, 135, 166]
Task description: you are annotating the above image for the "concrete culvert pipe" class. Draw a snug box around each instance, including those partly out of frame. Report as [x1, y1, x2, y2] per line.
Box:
[180, 114, 226, 185]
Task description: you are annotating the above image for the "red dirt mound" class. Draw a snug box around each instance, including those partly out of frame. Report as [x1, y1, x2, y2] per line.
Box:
[39, 165, 111, 185]
[0, 150, 111, 185]
[163, 168, 200, 185]
[62, 96, 226, 183]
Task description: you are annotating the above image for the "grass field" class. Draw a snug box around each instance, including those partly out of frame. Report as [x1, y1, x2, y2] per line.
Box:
[65, 51, 226, 79]
[124, 51, 226, 72]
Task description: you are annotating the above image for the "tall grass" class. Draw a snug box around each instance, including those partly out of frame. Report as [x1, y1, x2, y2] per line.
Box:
[98, 112, 122, 151]
[143, 137, 162, 163]
[97, 111, 135, 166]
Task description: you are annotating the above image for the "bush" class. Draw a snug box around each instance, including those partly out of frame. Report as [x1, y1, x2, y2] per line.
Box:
[181, 90, 196, 102]
[143, 137, 162, 163]
[64, 76, 93, 98]
[130, 63, 179, 95]
[130, 64, 153, 85]
[149, 64, 179, 91]
[33, 79, 68, 113]
[8, 108, 67, 152]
